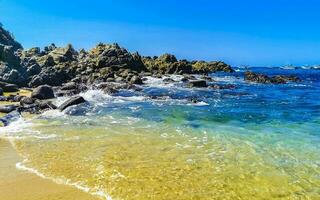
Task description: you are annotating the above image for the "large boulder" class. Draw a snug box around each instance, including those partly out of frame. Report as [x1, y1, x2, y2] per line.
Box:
[58, 96, 86, 111]
[31, 85, 54, 100]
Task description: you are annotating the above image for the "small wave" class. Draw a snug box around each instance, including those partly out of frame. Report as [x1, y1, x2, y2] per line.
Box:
[187, 101, 209, 106]
[16, 160, 113, 200]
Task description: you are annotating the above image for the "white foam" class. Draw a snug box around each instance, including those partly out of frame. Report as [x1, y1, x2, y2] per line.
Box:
[16, 160, 113, 200]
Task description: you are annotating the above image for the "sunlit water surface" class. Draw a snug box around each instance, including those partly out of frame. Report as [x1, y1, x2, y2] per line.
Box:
[1, 67, 320, 199]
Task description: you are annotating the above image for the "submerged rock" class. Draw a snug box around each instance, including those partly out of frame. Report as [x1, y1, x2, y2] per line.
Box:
[58, 96, 86, 111]
[31, 85, 54, 100]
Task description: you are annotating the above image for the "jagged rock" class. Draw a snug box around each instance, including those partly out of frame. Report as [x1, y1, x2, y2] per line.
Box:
[0, 25, 22, 50]
[143, 55, 192, 74]
[31, 85, 54, 100]
[89, 43, 146, 71]
[192, 61, 234, 73]
[188, 80, 207, 87]
[0, 105, 18, 113]
[28, 67, 73, 87]
[26, 63, 41, 76]
[58, 96, 86, 111]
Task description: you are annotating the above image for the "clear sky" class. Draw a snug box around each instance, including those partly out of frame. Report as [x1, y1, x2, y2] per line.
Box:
[1, 0, 320, 66]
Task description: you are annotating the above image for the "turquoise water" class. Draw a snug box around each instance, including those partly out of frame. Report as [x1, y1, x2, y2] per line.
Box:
[2, 67, 320, 199]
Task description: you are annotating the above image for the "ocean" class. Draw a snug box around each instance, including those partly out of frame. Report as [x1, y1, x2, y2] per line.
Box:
[1, 67, 319, 199]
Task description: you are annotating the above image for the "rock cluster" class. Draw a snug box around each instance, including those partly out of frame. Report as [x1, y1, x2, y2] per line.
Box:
[142, 54, 233, 75]
[244, 71, 301, 84]
[1, 24, 235, 90]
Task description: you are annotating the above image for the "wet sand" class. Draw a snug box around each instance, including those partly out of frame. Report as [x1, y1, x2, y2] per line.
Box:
[0, 139, 100, 200]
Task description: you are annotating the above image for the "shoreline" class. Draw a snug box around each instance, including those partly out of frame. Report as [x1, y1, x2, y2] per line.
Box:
[0, 138, 101, 200]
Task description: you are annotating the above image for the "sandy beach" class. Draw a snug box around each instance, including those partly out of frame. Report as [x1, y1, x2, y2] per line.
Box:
[0, 139, 99, 200]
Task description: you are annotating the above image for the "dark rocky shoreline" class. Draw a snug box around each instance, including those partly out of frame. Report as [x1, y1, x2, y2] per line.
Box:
[0, 24, 302, 125]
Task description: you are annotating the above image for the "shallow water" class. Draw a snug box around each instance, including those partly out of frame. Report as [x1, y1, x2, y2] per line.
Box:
[1, 67, 320, 199]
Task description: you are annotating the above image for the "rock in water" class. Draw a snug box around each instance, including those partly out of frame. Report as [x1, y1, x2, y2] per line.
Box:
[31, 85, 54, 100]
[19, 96, 35, 106]
[188, 80, 207, 87]
[0, 110, 21, 126]
[0, 104, 18, 113]
[58, 96, 86, 111]
[244, 71, 301, 84]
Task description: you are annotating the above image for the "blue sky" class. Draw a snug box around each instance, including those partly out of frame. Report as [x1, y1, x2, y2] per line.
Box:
[1, 0, 320, 66]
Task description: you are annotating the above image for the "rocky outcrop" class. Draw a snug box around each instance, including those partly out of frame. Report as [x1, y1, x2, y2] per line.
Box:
[143, 54, 193, 74]
[244, 71, 301, 84]
[0, 25, 22, 50]
[1, 24, 234, 88]
[0, 25, 26, 85]
[192, 61, 234, 73]
[143, 54, 233, 75]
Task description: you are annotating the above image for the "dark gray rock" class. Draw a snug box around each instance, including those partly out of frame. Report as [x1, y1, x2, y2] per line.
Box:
[0, 104, 18, 113]
[38, 101, 57, 110]
[0, 87, 3, 95]
[20, 96, 35, 106]
[58, 96, 86, 111]
[188, 80, 207, 87]
[244, 71, 301, 84]
[31, 85, 54, 100]
[0, 81, 19, 92]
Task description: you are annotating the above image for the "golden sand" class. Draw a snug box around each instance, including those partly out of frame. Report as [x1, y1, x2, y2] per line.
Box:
[0, 139, 100, 200]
